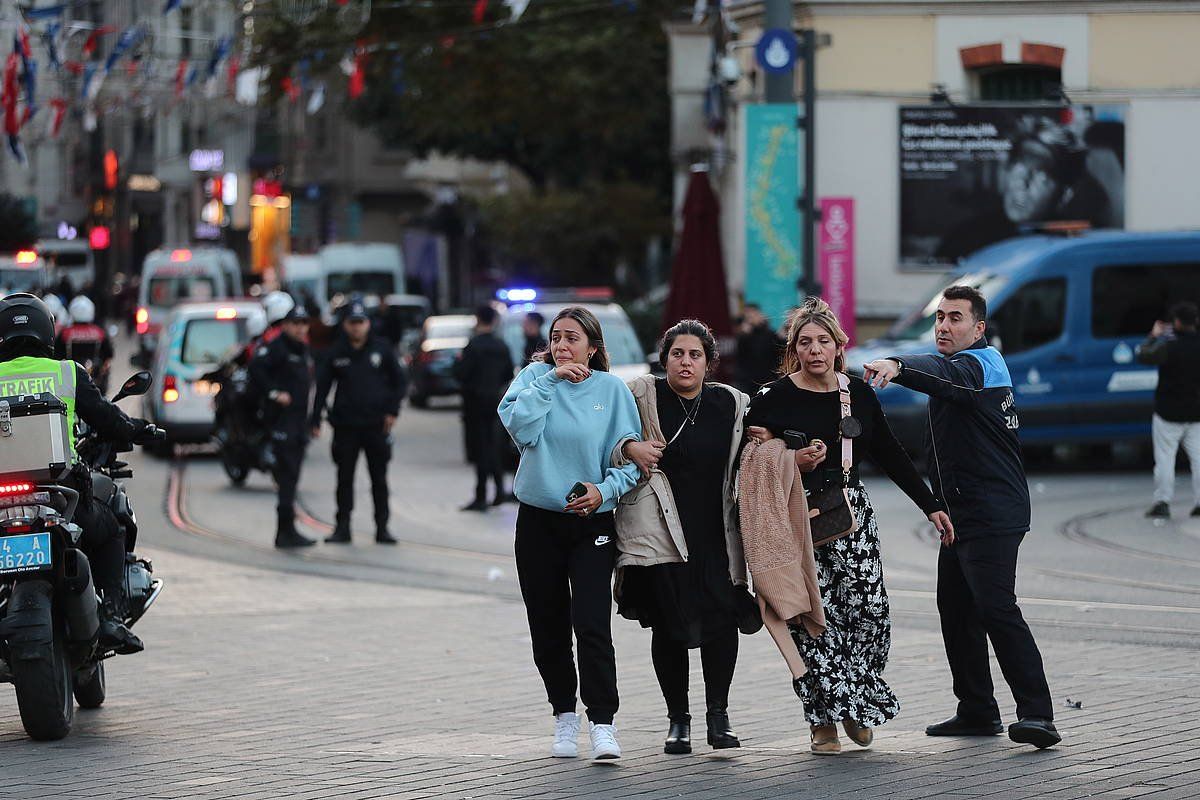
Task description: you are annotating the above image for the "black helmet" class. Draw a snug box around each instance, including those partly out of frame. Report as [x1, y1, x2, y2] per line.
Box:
[0, 293, 56, 349]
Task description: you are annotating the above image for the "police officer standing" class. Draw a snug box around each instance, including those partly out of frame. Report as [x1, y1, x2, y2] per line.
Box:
[249, 305, 316, 548]
[455, 305, 515, 511]
[310, 299, 406, 544]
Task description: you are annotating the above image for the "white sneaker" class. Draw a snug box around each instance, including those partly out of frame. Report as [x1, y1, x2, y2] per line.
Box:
[551, 712, 581, 758]
[589, 723, 622, 760]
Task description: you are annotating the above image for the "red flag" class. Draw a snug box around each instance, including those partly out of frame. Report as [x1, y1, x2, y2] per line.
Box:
[472, 0, 488, 24]
[64, 61, 84, 76]
[49, 98, 67, 138]
[174, 59, 188, 99]
[282, 76, 299, 102]
[226, 56, 240, 94]
[348, 50, 365, 99]
[17, 30, 31, 60]
[83, 26, 115, 57]
[3, 53, 19, 138]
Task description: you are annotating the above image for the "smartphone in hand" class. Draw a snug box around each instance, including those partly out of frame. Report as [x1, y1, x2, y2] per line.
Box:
[782, 430, 809, 450]
[565, 481, 588, 504]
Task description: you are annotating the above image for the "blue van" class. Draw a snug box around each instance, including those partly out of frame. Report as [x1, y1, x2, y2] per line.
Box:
[848, 231, 1200, 450]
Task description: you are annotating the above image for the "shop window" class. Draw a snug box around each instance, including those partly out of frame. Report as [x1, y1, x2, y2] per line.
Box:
[1092, 264, 1200, 339]
[990, 277, 1066, 354]
[976, 65, 1061, 102]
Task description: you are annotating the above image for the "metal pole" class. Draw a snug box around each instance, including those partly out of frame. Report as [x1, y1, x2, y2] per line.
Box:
[801, 29, 819, 297]
[763, 0, 793, 103]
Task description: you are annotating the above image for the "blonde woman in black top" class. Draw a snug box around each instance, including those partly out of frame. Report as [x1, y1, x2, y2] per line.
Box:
[745, 298, 954, 755]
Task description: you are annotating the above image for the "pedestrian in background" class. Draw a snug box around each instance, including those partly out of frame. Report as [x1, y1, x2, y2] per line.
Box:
[747, 297, 951, 755]
[1136, 301, 1200, 519]
[456, 305, 515, 511]
[498, 306, 642, 761]
[57, 295, 114, 394]
[522, 311, 548, 365]
[613, 319, 756, 755]
[736, 304, 784, 395]
[250, 305, 316, 549]
[863, 284, 1060, 750]
[311, 299, 406, 544]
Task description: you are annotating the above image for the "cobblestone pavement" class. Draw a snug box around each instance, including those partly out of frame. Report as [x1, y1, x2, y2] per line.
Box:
[0, 402, 1196, 799]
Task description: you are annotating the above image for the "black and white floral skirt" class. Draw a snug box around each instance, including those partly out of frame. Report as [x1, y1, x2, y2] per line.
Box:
[789, 484, 900, 727]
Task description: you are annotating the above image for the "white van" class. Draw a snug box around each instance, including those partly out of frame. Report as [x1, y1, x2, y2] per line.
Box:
[136, 247, 244, 362]
[316, 242, 405, 324]
[280, 253, 322, 314]
[37, 239, 94, 293]
[0, 249, 48, 296]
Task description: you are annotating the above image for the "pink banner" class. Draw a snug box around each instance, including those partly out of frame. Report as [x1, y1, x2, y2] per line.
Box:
[819, 197, 856, 347]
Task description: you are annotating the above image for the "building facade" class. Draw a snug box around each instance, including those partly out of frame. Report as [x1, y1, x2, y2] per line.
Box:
[669, 0, 1200, 329]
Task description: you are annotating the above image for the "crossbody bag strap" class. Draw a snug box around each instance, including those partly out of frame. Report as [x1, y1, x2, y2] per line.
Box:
[836, 372, 852, 485]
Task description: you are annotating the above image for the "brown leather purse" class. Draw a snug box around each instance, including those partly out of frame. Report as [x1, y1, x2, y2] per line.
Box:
[807, 373, 858, 547]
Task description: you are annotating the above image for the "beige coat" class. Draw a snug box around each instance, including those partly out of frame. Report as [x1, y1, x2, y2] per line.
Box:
[611, 375, 750, 586]
[738, 438, 826, 675]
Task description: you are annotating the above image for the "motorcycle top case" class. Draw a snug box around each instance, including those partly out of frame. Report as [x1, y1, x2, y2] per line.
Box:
[0, 393, 72, 482]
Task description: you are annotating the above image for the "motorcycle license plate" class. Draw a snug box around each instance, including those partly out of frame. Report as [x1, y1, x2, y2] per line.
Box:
[0, 532, 51, 574]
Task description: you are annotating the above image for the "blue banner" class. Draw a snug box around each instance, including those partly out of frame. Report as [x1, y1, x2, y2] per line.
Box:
[744, 103, 801, 328]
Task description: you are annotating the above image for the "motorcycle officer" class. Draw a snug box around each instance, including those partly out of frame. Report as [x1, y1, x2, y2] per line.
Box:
[249, 305, 316, 549]
[0, 294, 151, 654]
[310, 298, 406, 544]
[56, 295, 114, 394]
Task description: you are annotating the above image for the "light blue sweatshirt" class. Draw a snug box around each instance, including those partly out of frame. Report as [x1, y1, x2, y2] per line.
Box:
[498, 362, 642, 514]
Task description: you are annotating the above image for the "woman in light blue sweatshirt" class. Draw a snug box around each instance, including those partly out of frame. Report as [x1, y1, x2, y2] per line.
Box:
[498, 306, 641, 762]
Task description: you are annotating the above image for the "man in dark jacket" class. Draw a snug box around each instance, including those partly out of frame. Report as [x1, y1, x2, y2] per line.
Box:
[310, 300, 406, 544]
[736, 304, 784, 393]
[249, 306, 315, 549]
[863, 284, 1059, 750]
[1136, 301, 1200, 519]
[521, 311, 547, 365]
[456, 305, 515, 511]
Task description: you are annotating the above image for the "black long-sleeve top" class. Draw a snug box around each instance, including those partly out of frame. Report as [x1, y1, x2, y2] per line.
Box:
[744, 374, 941, 516]
[310, 335, 406, 429]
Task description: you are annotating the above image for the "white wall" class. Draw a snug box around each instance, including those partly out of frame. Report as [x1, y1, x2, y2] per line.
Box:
[935, 15, 1090, 96]
[1125, 97, 1200, 230]
[815, 97, 942, 317]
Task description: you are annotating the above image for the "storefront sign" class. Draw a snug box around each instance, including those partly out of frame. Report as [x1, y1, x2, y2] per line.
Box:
[128, 174, 161, 192]
[744, 103, 800, 328]
[189, 149, 224, 172]
[899, 104, 1126, 266]
[818, 197, 856, 347]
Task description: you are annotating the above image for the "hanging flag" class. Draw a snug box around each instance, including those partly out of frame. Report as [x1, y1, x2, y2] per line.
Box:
[306, 81, 325, 115]
[174, 59, 188, 98]
[281, 76, 300, 102]
[104, 25, 144, 74]
[472, 0, 488, 25]
[45, 22, 63, 71]
[503, 0, 530, 20]
[348, 48, 365, 99]
[48, 97, 66, 138]
[81, 62, 97, 99]
[82, 26, 114, 57]
[226, 55, 240, 95]
[20, 54, 36, 125]
[163, 0, 182, 15]
[204, 35, 231, 80]
[27, 5, 66, 21]
[3, 51, 22, 162]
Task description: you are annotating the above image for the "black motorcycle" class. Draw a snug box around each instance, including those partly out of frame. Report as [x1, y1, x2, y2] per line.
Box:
[0, 371, 164, 740]
[207, 360, 274, 486]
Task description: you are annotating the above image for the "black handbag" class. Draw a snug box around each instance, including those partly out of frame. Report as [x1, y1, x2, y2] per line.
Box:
[806, 373, 858, 547]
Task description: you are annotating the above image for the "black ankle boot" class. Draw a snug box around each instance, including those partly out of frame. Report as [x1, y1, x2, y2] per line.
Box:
[664, 714, 691, 754]
[706, 707, 740, 749]
[99, 594, 144, 655]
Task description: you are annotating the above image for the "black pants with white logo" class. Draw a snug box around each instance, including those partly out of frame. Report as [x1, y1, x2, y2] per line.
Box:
[938, 533, 1054, 722]
[515, 502, 618, 725]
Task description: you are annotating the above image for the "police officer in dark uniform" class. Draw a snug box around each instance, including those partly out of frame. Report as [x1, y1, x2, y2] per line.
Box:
[455, 305, 515, 511]
[311, 299, 406, 544]
[249, 305, 316, 548]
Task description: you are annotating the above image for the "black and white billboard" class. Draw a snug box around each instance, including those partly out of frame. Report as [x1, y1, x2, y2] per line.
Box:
[900, 105, 1126, 266]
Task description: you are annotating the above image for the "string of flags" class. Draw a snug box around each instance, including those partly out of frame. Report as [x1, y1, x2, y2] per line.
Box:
[0, 0, 647, 162]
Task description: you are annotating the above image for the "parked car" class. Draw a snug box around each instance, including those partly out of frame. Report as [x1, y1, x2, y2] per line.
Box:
[405, 314, 476, 407]
[143, 301, 267, 448]
[0, 249, 48, 296]
[849, 230, 1200, 451]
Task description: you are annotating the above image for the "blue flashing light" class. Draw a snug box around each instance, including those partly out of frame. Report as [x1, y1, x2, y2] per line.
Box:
[498, 287, 537, 302]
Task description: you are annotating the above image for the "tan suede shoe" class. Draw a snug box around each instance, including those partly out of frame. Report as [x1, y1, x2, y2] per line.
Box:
[810, 724, 842, 755]
[842, 719, 873, 747]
